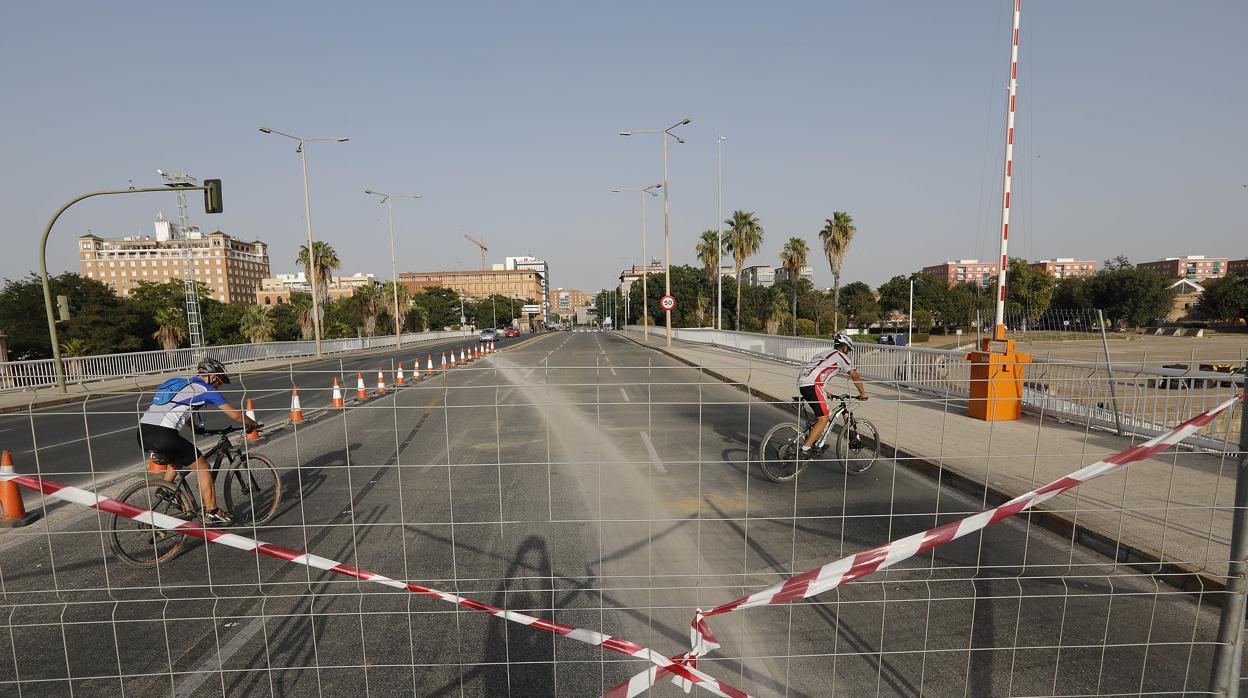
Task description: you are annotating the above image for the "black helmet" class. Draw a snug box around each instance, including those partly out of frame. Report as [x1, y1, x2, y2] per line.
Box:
[197, 357, 230, 384]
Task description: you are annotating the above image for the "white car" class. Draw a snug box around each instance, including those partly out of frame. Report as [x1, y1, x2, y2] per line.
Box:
[479, 328, 499, 341]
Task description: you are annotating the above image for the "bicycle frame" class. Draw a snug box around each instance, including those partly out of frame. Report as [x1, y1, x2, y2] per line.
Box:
[160, 432, 241, 505]
[797, 399, 850, 450]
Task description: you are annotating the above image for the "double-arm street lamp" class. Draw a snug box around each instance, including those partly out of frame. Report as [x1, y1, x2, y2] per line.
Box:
[365, 190, 422, 349]
[620, 117, 691, 347]
[259, 127, 349, 357]
[610, 184, 660, 342]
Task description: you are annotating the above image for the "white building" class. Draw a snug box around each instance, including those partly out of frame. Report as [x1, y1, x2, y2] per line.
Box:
[504, 256, 550, 316]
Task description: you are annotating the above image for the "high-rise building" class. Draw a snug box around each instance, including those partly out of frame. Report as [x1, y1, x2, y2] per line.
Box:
[1137, 255, 1227, 280]
[741, 265, 775, 287]
[1030, 258, 1097, 279]
[556, 288, 593, 312]
[78, 214, 270, 302]
[922, 260, 998, 286]
[504, 256, 550, 316]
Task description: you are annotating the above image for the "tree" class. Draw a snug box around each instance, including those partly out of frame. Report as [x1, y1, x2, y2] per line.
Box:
[763, 287, 788, 335]
[695, 230, 722, 309]
[379, 281, 410, 335]
[411, 287, 462, 330]
[352, 283, 384, 336]
[268, 301, 303, 341]
[152, 307, 186, 351]
[819, 211, 857, 332]
[202, 303, 248, 346]
[0, 273, 146, 359]
[1084, 263, 1176, 327]
[288, 293, 315, 339]
[1197, 275, 1248, 325]
[837, 281, 877, 322]
[723, 210, 764, 330]
[779, 237, 809, 336]
[945, 282, 994, 327]
[878, 272, 950, 322]
[238, 305, 276, 343]
[296, 241, 341, 306]
[1051, 277, 1092, 310]
[1005, 257, 1054, 322]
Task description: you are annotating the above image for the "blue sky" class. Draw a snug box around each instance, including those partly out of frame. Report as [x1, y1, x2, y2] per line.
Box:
[2, 1, 1243, 293]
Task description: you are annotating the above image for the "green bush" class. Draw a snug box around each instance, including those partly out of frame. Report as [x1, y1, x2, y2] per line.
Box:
[795, 318, 816, 336]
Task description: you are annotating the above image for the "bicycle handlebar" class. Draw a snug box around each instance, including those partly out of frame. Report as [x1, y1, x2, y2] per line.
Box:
[197, 423, 264, 437]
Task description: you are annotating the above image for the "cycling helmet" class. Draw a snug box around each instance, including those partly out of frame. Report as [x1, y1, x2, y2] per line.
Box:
[197, 357, 231, 384]
[833, 333, 854, 351]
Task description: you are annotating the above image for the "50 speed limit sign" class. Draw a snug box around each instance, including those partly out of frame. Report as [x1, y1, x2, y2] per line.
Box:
[660, 295, 676, 311]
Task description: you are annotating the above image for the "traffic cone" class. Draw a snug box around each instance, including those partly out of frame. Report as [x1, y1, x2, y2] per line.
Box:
[332, 377, 344, 408]
[245, 400, 260, 440]
[460, 348, 467, 364]
[450, 352, 457, 369]
[440, 353, 447, 371]
[427, 355, 435, 376]
[290, 389, 303, 422]
[396, 363, 406, 386]
[0, 451, 37, 527]
[356, 372, 367, 399]
[376, 370, 387, 395]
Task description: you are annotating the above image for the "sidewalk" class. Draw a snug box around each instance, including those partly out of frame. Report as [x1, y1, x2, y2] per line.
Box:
[634, 335, 1241, 586]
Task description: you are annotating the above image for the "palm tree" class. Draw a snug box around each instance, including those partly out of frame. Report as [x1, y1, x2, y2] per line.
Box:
[290, 293, 314, 340]
[152, 307, 186, 351]
[352, 283, 384, 337]
[695, 230, 721, 321]
[295, 241, 341, 304]
[819, 211, 857, 332]
[779, 237, 809, 335]
[764, 287, 788, 335]
[239, 305, 275, 344]
[380, 281, 410, 335]
[722, 210, 764, 330]
[60, 338, 90, 378]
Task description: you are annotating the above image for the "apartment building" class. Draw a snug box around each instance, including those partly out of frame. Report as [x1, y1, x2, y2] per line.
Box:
[773, 265, 815, 285]
[556, 288, 593, 312]
[399, 270, 544, 314]
[922, 260, 998, 286]
[1030, 258, 1097, 279]
[502, 257, 550, 316]
[78, 214, 269, 303]
[740, 265, 776, 287]
[256, 273, 377, 306]
[1226, 258, 1248, 276]
[1137, 255, 1227, 280]
[618, 261, 665, 296]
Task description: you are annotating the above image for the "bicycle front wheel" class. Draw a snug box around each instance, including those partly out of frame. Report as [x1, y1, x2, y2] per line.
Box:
[109, 479, 194, 568]
[223, 453, 282, 525]
[835, 416, 881, 476]
[759, 423, 808, 483]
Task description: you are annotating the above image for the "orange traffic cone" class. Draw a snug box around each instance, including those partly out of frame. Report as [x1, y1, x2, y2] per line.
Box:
[356, 372, 367, 399]
[450, 352, 457, 369]
[290, 389, 303, 422]
[376, 370, 387, 395]
[396, 363, 406, 386]
[332, 377, 344, 408]
[245, 400, 260, 440]
[0, 450, 37, 527]
[440, 353, 447, 371]
[460, 348, 467, 364]
[427, 355, 435, 376]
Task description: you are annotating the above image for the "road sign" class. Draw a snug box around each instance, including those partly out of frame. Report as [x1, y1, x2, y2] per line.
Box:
[660, 295, 676, 311]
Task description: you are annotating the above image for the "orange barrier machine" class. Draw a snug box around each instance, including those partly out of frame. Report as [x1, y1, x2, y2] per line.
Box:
[965, 325, 1031, 421]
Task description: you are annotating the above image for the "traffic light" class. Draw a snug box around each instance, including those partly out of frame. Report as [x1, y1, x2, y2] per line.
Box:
[204, 179, 223, 214]
[56, 295, 70, 323]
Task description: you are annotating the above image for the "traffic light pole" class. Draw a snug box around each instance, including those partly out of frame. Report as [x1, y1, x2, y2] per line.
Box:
[39, 185, 217, 392]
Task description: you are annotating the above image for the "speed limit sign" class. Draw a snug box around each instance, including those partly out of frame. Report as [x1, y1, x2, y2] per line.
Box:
[660, 295, 676, 311]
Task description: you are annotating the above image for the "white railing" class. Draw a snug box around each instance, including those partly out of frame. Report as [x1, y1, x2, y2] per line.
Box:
[0, 329, 478, 392]
[622, 326, 1244, 451]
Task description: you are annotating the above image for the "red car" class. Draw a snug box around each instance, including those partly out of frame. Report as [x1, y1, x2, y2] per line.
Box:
[504, 328, 520, 338]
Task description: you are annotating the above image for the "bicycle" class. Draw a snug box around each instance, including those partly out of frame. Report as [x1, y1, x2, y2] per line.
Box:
[110, 425, 281, 567]
[758, 394, 881, 483]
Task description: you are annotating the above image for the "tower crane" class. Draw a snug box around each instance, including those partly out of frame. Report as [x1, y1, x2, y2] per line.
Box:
[464, 234, 488, 270]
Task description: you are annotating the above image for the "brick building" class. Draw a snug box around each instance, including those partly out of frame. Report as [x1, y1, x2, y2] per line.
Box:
[922, 260, 998, 286]
[1227, 258, 1248, 276]
[78, 214, 269, 303]
[1029, 258, 1097, 279]
[399, 270, 545, 314]
[1137, 255, 1227, 280]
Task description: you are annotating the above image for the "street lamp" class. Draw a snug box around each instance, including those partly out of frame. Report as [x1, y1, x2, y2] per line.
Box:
[717, 134, 726, 331]
[611, 184, 661, 342]
[260, 127, 350, 357]
[620, 117, 691, 347]
[365, 190, 422, 349]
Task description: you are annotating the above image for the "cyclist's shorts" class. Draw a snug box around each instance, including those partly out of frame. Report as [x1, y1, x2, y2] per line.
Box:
[799, 384, 829, 418]
[137, 423, 200, 468]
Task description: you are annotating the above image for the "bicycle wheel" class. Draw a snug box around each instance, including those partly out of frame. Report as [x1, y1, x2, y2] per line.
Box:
[223, 453, 282, 525]
[759, 423, 808, 483]
[835, 416, 880, 476]
[109, 479, 194, 568]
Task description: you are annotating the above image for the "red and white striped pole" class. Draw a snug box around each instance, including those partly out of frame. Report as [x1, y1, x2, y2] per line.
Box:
[992, 0, 1021, 340]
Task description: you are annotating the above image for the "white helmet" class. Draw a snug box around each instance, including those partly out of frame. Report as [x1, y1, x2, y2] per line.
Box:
[833, 333, 853, 351]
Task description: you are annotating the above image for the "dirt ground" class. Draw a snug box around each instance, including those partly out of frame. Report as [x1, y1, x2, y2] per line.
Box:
[925, 331, 1247, 365]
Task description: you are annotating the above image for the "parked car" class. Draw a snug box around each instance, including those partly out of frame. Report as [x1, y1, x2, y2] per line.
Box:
[479, 328, 499, 341]
[504, 327, 520, 338]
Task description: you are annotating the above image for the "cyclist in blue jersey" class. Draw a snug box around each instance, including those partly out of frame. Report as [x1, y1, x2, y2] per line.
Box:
[136, 357, 259, 524]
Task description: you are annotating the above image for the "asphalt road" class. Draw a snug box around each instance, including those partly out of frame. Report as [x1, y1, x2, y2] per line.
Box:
[0, 331, 1230, 697]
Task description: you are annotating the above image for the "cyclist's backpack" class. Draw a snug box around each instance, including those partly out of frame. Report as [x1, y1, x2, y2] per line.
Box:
[152, 377, 192, 406]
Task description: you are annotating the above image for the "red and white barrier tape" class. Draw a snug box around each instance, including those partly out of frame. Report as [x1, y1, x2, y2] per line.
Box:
[609, 393, 1246, 697]
[0, 472, 750, 698]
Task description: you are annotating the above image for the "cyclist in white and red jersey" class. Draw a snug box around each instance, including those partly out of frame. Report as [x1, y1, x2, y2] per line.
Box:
[796, 333, 867, 455]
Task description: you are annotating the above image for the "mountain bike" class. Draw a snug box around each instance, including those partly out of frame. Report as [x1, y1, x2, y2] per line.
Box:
[110, 425, 281, 567]
[758, 394, 880, 483]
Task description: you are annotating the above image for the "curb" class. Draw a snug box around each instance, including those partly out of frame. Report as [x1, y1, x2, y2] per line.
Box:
[617, 332, 1228, 604]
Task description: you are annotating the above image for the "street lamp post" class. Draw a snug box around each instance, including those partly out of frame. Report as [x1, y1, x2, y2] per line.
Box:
[365, 190, 422, 349]
[260, 127, 349, 358]
[717, 134, 726, 331]
[611, 184, 660, 342]
[620, 118, 691, 347]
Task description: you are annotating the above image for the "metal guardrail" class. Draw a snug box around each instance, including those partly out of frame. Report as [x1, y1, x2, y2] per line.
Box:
[0, 330, 477, 391]
[623, 326, 1244, 451]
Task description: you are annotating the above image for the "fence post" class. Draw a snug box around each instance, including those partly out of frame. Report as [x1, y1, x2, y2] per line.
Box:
[1211, 376, 1248, 696]
[1096, 309, 1125, 436]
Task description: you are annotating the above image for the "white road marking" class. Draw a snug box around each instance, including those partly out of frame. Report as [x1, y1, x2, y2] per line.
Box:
[173, 617, 267, 697]
[609, 367, 618, 375]
[619, 388, 630, 402]
[639, 431, 668, 474]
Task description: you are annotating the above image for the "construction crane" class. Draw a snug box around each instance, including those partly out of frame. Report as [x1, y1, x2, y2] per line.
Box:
[464, 233, 488, 270]
[158, 169, 205, 351]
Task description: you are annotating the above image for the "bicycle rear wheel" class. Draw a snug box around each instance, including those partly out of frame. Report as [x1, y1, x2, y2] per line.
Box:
[759, 423, 808, 483]
[223, 453, 281, 525]
[109, 479, 194, 567]
[835, 416, 880, 476]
